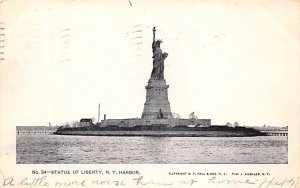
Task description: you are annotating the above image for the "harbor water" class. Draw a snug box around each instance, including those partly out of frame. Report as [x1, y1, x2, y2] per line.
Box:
[16, 135, 287, 164]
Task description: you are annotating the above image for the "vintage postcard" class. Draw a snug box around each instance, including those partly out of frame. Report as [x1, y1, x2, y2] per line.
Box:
[0, 0, 299, 187]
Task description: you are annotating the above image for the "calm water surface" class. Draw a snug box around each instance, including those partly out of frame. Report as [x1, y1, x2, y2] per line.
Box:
[16, 135, 287, 164]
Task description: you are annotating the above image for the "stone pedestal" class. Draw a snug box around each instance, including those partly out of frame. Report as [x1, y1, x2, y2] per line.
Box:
[142, 79, 173, 119]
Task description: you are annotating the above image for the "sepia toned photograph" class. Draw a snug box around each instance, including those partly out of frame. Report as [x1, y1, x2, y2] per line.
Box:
[10, 2, 292, 165]
[1, 2, 299, 187]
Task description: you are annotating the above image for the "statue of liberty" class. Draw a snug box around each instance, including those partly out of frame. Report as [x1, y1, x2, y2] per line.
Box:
[150, 27, 168, 80]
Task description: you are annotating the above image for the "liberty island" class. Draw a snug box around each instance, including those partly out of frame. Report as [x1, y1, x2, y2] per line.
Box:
[54, 27, 265, 137]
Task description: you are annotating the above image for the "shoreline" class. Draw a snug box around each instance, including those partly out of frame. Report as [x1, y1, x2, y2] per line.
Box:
[53, 126, 267, 137]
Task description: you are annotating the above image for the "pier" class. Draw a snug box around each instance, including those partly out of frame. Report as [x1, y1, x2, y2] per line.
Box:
[17, 130, 56, 135]
[262, 131, 288, 136]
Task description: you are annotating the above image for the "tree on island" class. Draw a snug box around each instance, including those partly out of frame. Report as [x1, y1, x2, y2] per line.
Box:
[172, 113, 181, 118]
[233, 122, 240, 127]
[71, 121, 80, 127]
[62, 122, 71, 128]
[226, 122, 240, 127]
[188, 112, 198, 119]
[226, 122, 232, 127]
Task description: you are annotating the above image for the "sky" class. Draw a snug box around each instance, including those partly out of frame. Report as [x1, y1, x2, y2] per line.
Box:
[0, 0, 299, 127]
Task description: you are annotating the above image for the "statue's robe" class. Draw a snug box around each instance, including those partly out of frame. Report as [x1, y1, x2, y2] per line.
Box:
[151, 46, 164, 80]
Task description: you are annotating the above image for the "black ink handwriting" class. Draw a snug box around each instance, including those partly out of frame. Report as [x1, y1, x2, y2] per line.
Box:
[132, 176, 174, 186]
[208, 176, 255, 185]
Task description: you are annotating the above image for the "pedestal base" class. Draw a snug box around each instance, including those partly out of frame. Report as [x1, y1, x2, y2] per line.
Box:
[142, 79, 173, 119]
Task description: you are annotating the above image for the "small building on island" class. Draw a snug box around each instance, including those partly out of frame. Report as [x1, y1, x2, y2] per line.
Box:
[80, 118, 93, 127]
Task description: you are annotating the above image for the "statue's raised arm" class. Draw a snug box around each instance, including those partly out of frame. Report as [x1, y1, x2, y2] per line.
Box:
[153, 27, 156, 43]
